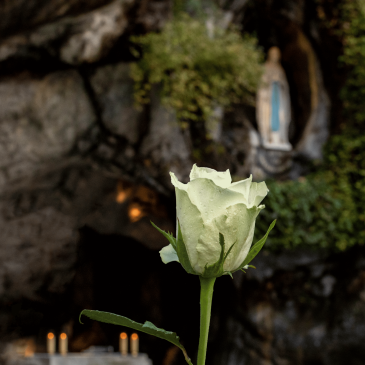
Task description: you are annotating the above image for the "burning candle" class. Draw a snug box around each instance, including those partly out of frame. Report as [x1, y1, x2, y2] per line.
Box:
[47, 333, 55, 355]
[130, 333, 139, 357]
[59, 333, 68, 356]
[129, 206, 142, 222]
[119, 332, 128, 355]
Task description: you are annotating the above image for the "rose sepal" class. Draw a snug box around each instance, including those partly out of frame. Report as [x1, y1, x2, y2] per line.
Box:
[152, 220, 198, 275]
[201, 233, 236, 278]
[176, 220, 197, 275]
[151, 221, 177, 249]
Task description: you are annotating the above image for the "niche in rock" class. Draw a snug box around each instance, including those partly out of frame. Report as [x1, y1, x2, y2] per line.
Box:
[242, 3, 331, 177]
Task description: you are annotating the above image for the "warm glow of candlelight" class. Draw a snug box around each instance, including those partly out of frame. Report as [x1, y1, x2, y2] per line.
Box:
[60, 333, 67, 340]
[120, 332, 127, 340]
[116, 181, 132, 204]
[116, 191, 127, 203]
[24, 348, 34, 357]
[130, 207, 141, 219]
[48, 333, 54, 340]
[131, 334, 138, 341]
[129, 206, 142, 222]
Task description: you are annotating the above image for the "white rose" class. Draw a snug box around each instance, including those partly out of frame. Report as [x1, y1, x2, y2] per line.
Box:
[153, 165, 275, 278]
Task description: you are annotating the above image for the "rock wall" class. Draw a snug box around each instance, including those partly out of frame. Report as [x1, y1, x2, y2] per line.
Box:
[211, 247, 365, 365]
[0, 1, 361, 365]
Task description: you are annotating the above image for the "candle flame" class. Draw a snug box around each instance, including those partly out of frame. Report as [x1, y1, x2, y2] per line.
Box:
[130, 208, 141, 218]
[60, 333, 67, 340]
[120, 332, 127, 340]
[116, 191, 127, 203]
[48, 333, 54, 340]
[116, 181, 132, 204]
[131, 333, 138, 341]
[129, 207, 142, 222]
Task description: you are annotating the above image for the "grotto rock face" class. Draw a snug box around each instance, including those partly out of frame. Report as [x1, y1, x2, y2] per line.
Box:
[0, 1, 360, 365]
[209, 246, 365, 365]
[59, 0, 133, 65]
[90, 63, 144, 143]
[280, 24, 330, 161]
[0, 0, 117, 38]
[0, 207, 78, 301]
[0, 70, 95, 191]
[0, 0, 132, 66]
[140, 86, 193, 183]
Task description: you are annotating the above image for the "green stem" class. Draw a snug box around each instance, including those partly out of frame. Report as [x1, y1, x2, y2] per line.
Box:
[197, 276, 216, 365]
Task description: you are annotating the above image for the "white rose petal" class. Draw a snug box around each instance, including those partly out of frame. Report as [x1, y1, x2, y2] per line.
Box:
[175, 186, 204, 272]
[160, 244, 179, 264]
[189, 164, 231, 188]
[186, 178, 245, 222]
[170, 171, 188, 191]
[214, 204, 263, 271]
[196, 219, 221, 271]
[247, 182, 269, 208]
[228, 176, 252, 204]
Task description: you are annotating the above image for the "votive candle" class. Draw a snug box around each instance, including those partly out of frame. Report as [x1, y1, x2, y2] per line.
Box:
[119, 332, 128, 355]
[59, 333, 68, 356]
[130, 333, 139, 357]
[47, 333, 55, 355]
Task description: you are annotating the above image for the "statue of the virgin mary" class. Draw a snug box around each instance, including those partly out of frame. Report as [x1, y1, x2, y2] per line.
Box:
[256, 47, 292, 151]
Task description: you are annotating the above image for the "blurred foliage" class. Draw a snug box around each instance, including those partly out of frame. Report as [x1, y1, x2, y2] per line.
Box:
[316, 0, 365, 126]
[338, 0, 365, 126]
[130, 13, 263, 123]
[255, 134, 365, 251]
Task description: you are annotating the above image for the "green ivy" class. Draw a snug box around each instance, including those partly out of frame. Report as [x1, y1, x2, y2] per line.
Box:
[130, 14, 263, 123]
[255, 133, 365, 251]
[338, 0, 365, 125]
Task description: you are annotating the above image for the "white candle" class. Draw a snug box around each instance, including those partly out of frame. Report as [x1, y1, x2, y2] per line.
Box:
[119, 332, 128, 355]
[47, 333, 56, 355]
[59, 333, 68, 356]
[130, 333, 139, 357]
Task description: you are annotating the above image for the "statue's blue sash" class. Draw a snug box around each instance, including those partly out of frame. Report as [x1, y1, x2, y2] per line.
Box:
[271, 81, 280, 132]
